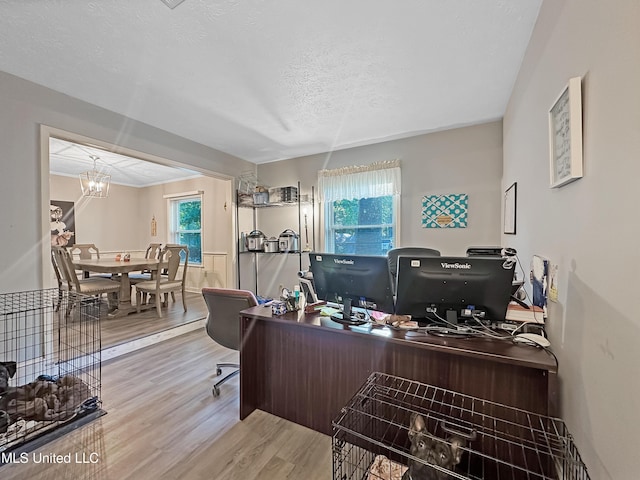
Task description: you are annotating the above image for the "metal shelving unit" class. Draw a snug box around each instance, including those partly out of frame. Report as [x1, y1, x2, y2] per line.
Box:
[235, 181, 315, 294]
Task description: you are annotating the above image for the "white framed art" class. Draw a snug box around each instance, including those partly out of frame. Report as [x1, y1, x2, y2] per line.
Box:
[548, 76, 583, 188]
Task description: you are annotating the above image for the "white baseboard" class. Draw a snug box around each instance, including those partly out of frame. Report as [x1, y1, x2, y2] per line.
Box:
[101, 318, 206, 362]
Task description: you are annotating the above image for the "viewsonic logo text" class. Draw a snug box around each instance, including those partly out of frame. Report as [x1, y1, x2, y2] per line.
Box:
[441, 262, 471, 269]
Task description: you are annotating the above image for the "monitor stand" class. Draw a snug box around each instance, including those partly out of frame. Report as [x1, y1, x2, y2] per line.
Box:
[330, 298, 368, 325]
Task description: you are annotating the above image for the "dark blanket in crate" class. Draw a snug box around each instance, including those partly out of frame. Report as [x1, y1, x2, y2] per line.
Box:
[0, 375, 93, 442]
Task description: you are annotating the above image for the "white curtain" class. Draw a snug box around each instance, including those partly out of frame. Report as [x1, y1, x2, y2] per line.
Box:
[317, 159, 401, 202]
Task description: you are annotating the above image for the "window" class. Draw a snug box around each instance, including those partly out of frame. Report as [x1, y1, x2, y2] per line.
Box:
[319, 160, 400, 255]
[168, 193, 202, 265]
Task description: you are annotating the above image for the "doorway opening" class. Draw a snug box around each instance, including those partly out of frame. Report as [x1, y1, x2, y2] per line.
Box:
[41, 126, 234, 354]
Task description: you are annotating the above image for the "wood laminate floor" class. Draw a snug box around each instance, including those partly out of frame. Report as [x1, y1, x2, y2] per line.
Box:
[1, 329, 332, 480]
[100, 291, 208, 349]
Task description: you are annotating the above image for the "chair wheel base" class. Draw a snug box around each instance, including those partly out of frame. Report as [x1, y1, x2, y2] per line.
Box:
[216, 367, 222, 376]
[213, 386, 220, 397]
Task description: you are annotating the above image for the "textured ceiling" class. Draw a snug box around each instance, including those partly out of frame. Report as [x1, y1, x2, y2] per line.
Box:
[0, 0, 542, 164]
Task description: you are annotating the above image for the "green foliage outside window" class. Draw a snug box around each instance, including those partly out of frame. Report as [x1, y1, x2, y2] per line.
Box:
[330, 196, 395, 256]
[174, 198, 202, 264]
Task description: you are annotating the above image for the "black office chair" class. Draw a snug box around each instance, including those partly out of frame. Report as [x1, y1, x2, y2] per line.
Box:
[202, 287, 258, 397]
[387, 247, 441, 293]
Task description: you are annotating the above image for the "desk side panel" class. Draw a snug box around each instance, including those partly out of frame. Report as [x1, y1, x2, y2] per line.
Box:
[240, 315, 264, 420]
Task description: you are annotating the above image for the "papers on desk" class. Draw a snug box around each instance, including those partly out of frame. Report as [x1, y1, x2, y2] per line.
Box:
[318, 306, 341, 317]
[506, 303, 545, 324]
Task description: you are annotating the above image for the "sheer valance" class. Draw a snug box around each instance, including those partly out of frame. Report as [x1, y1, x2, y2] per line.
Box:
[317, 159, 401, 203]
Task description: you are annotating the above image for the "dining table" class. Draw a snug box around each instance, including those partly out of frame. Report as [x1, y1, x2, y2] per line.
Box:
[72, 257, 162, 318]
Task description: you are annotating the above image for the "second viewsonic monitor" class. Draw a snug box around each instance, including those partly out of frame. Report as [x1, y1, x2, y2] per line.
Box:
[309, 253, 394, 324]
[394, 256, 515, 323]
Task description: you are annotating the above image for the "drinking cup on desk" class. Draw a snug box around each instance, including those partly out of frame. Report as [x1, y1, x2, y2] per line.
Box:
[115, 253, 121, 261]
[124, 253, 130, 262]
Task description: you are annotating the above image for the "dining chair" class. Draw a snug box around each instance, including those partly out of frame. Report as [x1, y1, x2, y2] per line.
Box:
[50, 248, 66, 312]
[52, 246, 121, 315]
[68, 243, 100, 278]
[201, 288, 258, 397]
[68, 243, 116, 281]
[134, 244, 189, 317]
[129, 243, 163, 305]
[129, 243, 163, 282]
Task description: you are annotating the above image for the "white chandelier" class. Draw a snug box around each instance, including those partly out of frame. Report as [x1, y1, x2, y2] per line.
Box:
[79, 155, 111, 198]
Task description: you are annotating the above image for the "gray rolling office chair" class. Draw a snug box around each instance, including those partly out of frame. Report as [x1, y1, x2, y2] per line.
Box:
[202, 287, 258, 397]
[387, 247, 441, 293]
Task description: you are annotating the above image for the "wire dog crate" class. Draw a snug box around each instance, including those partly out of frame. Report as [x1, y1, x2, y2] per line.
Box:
[0, 289, 102, 455]
[332, 372, 589, 480]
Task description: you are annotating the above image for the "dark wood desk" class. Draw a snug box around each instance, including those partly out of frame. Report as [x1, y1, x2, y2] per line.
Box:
[239, 306, 558, 436]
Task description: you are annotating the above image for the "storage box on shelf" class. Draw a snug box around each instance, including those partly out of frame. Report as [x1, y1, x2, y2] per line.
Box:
[268, 185, 298, 205]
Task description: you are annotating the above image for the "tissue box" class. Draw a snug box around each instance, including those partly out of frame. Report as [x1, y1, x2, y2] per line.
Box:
[271, 301, 287, 316]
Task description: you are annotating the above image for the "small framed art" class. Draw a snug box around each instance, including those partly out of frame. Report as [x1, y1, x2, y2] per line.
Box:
[503, 182, 517, 235]
[549, 76, 583, 188]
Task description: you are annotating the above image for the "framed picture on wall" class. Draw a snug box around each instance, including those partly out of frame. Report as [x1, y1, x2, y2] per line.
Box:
[50, 200, 76, 246]
[548, 76, 583, 188]
[503, 182, 517, 235]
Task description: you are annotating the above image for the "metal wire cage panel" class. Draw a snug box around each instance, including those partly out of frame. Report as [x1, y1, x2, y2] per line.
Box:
[0, 289, 102, 454]
[332, 372, 589, 480]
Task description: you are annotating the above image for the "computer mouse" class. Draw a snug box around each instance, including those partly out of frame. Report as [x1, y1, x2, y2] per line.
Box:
[514, 333, 551, 348]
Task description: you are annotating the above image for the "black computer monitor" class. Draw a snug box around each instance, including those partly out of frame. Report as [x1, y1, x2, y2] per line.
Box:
[309, 252, 395, 324]
[394, 255, 515, 324]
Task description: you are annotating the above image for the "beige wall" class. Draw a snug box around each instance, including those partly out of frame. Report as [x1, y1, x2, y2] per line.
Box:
[503, 1, 640, 478]
[249, 121, 504, 298]
[142, 176, 233, 288]
[50, 175, 143, 250]
[257, 121, 504, 256]
[50, 173, 232, 289]
[0, 70, 253, 293]
[141, 176, 232, 254]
